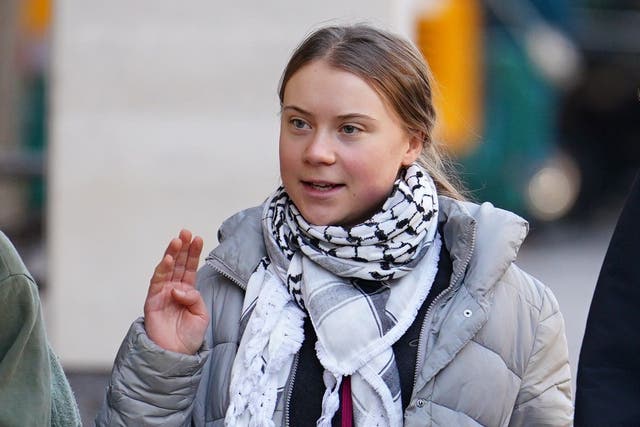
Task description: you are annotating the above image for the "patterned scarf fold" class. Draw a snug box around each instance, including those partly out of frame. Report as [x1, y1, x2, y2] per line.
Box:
[225, 164, 440, 427]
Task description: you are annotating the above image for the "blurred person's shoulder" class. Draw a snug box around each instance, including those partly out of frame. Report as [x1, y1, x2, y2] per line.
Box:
[0, 231, 35, 285]
[0, 231, 42, 340]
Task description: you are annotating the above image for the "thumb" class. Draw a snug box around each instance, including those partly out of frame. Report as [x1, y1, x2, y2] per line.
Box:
[171, 288, 208, 317]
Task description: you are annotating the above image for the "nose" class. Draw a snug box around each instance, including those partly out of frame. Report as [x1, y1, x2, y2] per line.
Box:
[303, 131, 336, 165]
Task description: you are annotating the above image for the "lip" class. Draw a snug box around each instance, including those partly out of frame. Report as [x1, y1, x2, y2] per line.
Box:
[300, 180, 345, 197]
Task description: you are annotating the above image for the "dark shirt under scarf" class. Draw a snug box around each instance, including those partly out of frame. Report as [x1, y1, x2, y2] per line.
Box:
[288, 241, 453, 426]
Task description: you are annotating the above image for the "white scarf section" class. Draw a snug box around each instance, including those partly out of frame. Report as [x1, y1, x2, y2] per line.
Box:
[224, 165, 440, 427]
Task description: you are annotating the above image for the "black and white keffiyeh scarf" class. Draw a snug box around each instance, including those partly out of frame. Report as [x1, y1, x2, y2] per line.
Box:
[224, 164, 441, 427]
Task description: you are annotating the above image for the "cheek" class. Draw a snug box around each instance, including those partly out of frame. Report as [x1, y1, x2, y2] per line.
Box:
[351, 151, 400, 181]
[279, 154, 293, 186]
[349, 161, 399, 197]
[278, 137, 293, 175]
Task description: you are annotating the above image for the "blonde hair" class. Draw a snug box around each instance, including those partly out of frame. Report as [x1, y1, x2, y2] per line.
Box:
[278, 24, 465, 200]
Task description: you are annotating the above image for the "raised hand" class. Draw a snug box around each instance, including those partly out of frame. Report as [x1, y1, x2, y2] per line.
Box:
[144, 229, 209, 355]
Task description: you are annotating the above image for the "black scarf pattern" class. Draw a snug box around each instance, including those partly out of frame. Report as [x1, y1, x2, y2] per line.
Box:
[264, 164, 439, 310]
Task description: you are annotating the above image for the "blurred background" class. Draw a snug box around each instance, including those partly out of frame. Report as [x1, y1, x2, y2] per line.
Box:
[1, 0, 638, 424]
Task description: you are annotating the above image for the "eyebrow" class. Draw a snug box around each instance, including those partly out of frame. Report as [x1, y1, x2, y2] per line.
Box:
[281, 105, 312, 116]
[281, 105, 377, 122]
[337, 113, 377, 122]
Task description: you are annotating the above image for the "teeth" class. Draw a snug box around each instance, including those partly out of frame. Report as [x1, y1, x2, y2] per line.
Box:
[310, 183, 335, 190]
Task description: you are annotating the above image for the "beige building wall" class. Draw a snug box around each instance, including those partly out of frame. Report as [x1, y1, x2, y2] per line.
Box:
[49, 1, 418, 367]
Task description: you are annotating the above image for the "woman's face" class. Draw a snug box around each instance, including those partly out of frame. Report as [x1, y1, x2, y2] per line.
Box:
[279, 60, 422, 226]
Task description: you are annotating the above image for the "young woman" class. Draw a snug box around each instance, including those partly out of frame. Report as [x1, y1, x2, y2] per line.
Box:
[97, 24, 573, 426]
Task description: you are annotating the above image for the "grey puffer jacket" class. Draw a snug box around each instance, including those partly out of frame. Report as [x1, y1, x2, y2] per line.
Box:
[96, 197, 573, 426]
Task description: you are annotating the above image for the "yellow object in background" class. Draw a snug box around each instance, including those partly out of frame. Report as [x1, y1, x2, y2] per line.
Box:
[416, 0, 483, 155]
[20, 0, 51, 38]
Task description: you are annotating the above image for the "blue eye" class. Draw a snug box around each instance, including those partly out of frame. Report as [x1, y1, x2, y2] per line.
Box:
[291, 118, 309, 129]
[342, 125, 360, 135]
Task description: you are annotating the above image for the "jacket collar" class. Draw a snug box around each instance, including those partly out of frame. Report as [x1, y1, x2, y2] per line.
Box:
[206, 205, 265, 289]
[438, 196, 529, 305]
[411, 197, 529, 392]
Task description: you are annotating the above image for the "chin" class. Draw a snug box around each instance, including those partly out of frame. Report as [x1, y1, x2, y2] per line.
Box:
[304, 215, 334, 227]
[299, 210, 341, 227]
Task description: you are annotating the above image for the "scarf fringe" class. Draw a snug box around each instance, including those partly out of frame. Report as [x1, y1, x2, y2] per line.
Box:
[317, 371, 342, 427]
[225, 269, 305, 427]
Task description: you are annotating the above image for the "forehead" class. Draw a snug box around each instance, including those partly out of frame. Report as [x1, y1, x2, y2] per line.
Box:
[282, 60, 394, 117]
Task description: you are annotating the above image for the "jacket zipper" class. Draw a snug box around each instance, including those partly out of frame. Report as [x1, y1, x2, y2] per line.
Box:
[210, 255, 301, 426]
[412, 224, 477, 391]
[207, 255, 247, 290]
[284, 352, 300, 427]
[412, 285, 453, 390]
[209, 228, 481, 418]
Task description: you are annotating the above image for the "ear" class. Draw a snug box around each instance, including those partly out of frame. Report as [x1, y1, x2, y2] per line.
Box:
[401, 132, 424, 166]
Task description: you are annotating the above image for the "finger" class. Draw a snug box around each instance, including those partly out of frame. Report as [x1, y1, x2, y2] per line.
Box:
[163, 236, 182, 260]
[171, 288, 208, 318]
[171, 229, 192, 282]
[149, 253, 175, 295]
[150, 237, 181, 286]
[182, 236, 203, 287]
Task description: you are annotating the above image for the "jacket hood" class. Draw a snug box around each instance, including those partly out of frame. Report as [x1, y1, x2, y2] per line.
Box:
[206, 205, 265, 289]
[0, 231, 33, 282]
[439, 197, 529, 303]
[208, 198, 529, 298]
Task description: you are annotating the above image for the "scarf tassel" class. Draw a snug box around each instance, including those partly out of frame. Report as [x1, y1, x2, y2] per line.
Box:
[317, 371, 343, 427]
[226, 270, 305, 427]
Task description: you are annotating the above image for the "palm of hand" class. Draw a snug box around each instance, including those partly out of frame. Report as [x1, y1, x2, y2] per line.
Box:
[144, 230, 209, 355]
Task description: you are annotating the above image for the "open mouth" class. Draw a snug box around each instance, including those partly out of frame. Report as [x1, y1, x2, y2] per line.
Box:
[302, 181, 343, 191]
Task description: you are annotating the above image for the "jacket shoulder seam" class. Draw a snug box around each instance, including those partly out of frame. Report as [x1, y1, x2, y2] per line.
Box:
[428, 400, 481, 424]
[513, 378, 571, 409]
[0, 272, 36, 286]
[500, 265, 547, 313]
[469, 338, 522, 380]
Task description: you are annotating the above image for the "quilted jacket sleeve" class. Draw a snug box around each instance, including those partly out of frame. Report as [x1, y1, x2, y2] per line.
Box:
[509, 285, 573, 426]
[95, 318, 210, 426]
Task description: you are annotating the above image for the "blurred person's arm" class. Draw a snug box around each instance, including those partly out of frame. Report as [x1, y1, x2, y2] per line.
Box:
[0, 232, 81, 427]
[575, 172, 640, 424]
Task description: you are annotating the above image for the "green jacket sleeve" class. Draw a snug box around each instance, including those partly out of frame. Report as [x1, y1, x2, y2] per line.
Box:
[0, 232, 81, 427]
